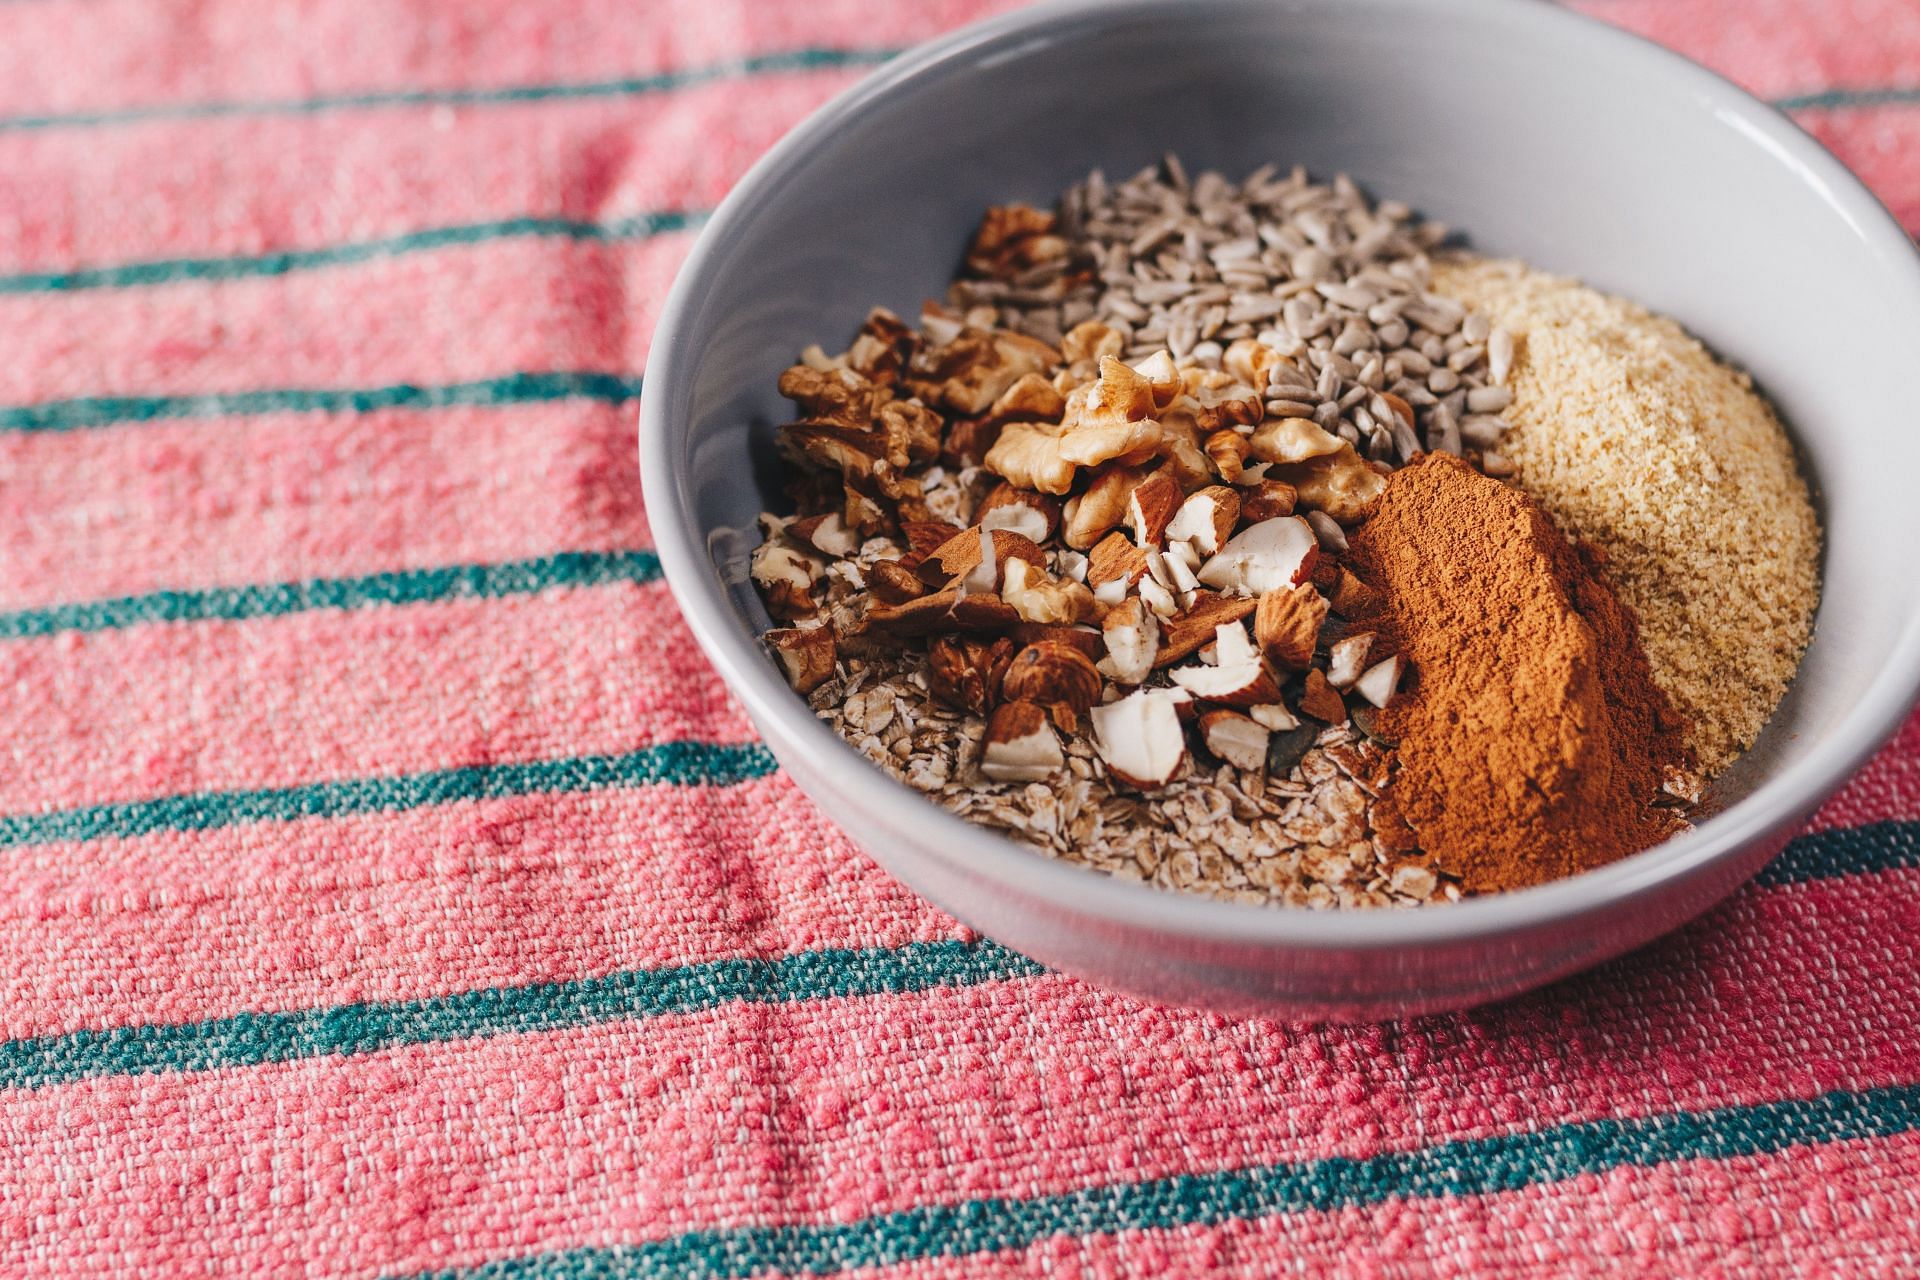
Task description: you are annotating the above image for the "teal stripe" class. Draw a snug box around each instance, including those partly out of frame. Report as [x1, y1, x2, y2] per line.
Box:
[0, 741, 775, 849]
[404, 1083, 1920, 1279]
[0, 210, 705, 294]
[0, 817, 1908, 1090]
[1757, 819, 1920, 886]
[0, 549, 661, 640]
[0, 50, 1899, 135]
[1777, 86, 1920, 111]
[0, 47, 900, 132]
[0, 940, 1041, 1091]
[0, 369, 643, 433]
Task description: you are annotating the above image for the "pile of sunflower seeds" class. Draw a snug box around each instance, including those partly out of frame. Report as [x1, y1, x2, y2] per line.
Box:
[949, 157, 1519, 474]
[810, 654, 1454, 910]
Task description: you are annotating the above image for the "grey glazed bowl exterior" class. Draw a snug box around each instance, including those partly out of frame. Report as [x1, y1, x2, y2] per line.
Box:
[641, 0, 1920, 1019]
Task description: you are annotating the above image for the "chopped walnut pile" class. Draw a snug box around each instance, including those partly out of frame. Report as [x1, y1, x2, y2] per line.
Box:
[751, 207, 1463, 909]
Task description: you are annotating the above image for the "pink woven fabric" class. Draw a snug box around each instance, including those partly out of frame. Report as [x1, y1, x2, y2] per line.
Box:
[1, 0, 1917, 1274]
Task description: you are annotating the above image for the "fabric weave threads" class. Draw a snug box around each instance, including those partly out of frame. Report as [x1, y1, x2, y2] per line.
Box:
[3, 0, 1919, 1274]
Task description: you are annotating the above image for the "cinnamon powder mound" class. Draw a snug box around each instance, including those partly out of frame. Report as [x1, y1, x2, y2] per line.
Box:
[1347, 455, 1695, 893]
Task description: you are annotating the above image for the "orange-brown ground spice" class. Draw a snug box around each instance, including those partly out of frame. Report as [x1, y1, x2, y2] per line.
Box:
[1346, 454, 1696, 893]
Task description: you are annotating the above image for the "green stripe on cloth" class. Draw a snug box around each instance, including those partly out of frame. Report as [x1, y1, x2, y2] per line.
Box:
[0, 47, 900, 131]
[0, 211, 705, 294]
[1757, 819, 1920, 886]
[0, 819, 1909, 1091]
[1777, 86, 1920, 111]
[0, 550, 662, 639]
[402, 1083, 1920, 1279]
[0, 941, 1041, 1090]
[0, 741, 776, 849]
[0, 369, 644, 433]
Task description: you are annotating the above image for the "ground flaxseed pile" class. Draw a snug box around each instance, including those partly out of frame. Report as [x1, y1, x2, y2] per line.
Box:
[1347, 455, 1695, 892]
[1431, 258, 1821, 773]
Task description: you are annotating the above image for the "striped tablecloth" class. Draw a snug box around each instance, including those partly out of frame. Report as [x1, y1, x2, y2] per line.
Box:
[2, 0, 1918, 1274]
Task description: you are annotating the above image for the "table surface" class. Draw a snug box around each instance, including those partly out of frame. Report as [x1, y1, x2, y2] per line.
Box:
[1, 0, 1918, 1275]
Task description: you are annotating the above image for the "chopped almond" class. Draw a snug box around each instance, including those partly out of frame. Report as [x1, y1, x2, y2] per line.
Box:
[916, 525, 1048, 588]
[1099, 598, 1161, 685]
[1354, 655, 1406, 708]
[788, 513, 861, 558]
[975, 482, 1063, 543]
[980, 701, 1065, 782]
[1086, 531, 1151, 589]
[1199, 709, 1270, 771]
[1197, 516, 1319, 597]
[1125, 467, 1184, 547]
[1300, 668, 1347, 724]
[1255, 585, 1329, 671]
[766, 627, 837, 694]
[1154, 592, 1260, 667]
[1163, 485, 1241, 556]
[1169, 623, 1283, 708]
[1090, 688, 1189, 789]
[1010, 622, 1105, 663]
[1326, 632, 1375, 688]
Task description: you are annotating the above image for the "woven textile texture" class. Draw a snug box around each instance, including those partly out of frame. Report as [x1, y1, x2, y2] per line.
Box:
[2, 0, 1919, 1274]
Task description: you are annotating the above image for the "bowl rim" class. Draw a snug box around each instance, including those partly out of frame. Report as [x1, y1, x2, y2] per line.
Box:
[641, 0, 1920, 950]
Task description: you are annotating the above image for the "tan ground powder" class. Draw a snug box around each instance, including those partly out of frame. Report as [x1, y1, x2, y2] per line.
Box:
[1432, 257, 1821, 774]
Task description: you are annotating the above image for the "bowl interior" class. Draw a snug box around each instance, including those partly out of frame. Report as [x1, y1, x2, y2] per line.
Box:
[650, 0, 1920, 920]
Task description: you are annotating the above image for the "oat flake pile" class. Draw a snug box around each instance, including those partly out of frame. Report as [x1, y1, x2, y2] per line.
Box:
[750, 157, 1819, 906]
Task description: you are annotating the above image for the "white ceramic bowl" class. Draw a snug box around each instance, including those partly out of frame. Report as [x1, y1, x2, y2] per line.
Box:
[641, 0, 1920, 1019]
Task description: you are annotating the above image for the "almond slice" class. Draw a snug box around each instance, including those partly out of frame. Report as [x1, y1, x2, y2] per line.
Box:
[1139, 576, 1178, 618]
[1249, 702, 1301, 732]
[1169, 623, 1282, 707]
[1090, 688, 1189, 789]
[1199, 709, 1270, 770]
[1126, 467, 1183, 547]
[1098, 597, 1161, 685]
[916, 526, 1048, 588]
[1154, 592, 1260, 667]
[980, 701, 1065, 782]
[1196, 515, 1319, 597]
[1354, 655, 1406, 708]
[787, 512, 861, 558]
[1327, 632, 1375, 688]
[1163, 485, 1241, 555]
[975, 482, 1062, 543]
[1086, 530, 1151, 589]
